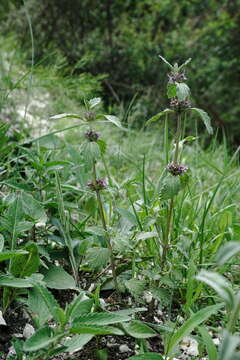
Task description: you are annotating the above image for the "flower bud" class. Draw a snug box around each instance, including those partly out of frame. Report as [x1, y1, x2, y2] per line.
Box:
[170, 98, 191, 112]
[85, 129, 100, 142]
[168, 72, 187, 84]
[166, 163, 188, 176]
[87, 178, 107, 191]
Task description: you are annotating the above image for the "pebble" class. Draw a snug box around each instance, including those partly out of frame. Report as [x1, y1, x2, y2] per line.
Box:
[143, 291, 153, 303]
[0, 310, 6, 325]
[119, 344, 131, 353]
[23, 324, 35, 339]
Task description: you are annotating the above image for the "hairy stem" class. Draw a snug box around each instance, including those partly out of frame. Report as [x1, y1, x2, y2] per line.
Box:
[92, 161, 118, 292]
[162, 112, 182, 268]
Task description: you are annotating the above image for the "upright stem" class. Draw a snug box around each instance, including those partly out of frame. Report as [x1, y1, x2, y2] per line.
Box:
[162, 112, 182, 267]
[92, 161, 118, 292]
[173, 112, 182, 164]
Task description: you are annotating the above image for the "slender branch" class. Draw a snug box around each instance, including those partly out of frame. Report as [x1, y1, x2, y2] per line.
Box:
[92, 161, 118, 292]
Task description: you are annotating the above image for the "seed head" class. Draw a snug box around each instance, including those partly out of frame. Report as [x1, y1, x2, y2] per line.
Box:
[168, 72, 187, 84]
[167, 163, 188, 176]
[87, 178, 107, 191]
[170, 98, 191, 112]
[85, 129, 100, 142]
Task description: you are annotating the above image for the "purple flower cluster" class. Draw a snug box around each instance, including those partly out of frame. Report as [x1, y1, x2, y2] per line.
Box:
[87, 178, 107, 191]
[166, 163, 188, 176]
[85, 129, 100, 142]
[168, 72, 187, 84]
[170, 98, 191, 111]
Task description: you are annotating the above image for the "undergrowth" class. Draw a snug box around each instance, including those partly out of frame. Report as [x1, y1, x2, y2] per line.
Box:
[0, 38, 240, 360]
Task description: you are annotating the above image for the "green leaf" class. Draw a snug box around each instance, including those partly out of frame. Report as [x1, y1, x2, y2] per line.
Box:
[0, 275, 33, 288]
[27, 287, 52, 327]
[89, 97, 101, 108]
[158, 55, 173, 69]
[10, 242, 40, 277]
[176, 83, 190, 100]
[196, 270, 234, 310]
[97, 139, 107, 154]
[215, 241, 240, 265]
[125, 279, 146, 297]
[1, 194, 23, 249]
[218, 331, 240, 360]
[21, 192, 46, 223]
[104, 115, 122, 129]
[167, 303, 223, 356]
[190, 108, 213, 134]
[167, 83, 177, 99]
[136, 232, 158, 242]
[68, 299, 94, 321]
[0, 250, 28, 262]
[86, 247, 110, 270]
[113, 308, 147, 316]
[123, 321, 156, 339]
[145, 109, 173, 126]
[128, 354, 164, 360]
[178, 58, 192, 70]
[23, 326, 62, 352]
[31, 284, 61, 323]
[62, 334, 93, 353]
[70, 324, 124, 335]
[0, 234, 4, 251]
[159, 176, 181, 200]
[43, 265, 76, 289]
[198, 326, 218, 360]
[44, 160, 72, 171]
[50, 113, 84, 120]
[116, 208, 138, 226]
[72, 312, 130, 326]
[81, 141, 100, 163]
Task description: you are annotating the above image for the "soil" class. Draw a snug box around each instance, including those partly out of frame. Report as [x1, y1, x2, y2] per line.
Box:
[0, 287, 168, 359]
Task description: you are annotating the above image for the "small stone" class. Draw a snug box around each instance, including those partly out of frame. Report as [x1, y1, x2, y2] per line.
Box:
[153, 316, 162, 324]
[0, 310, 6, 325]
[13, 333, 23, 338]
[143, 291, 153, 303]
[119, 344, 131, 353]
[213, 338, 220, 346]
[23, 324, 35, 339]
[88, 283, 95, 292]
[100, 298, 107, 308]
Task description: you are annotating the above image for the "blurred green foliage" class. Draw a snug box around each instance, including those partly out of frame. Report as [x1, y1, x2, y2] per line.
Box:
[2, 0, 240, 141]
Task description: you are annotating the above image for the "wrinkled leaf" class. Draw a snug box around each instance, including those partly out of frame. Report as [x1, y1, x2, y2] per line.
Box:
[190, 108, 213, 134]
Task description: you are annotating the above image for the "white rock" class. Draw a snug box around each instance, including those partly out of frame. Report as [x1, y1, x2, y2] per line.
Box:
[213, 338, 220, 345]
[100, 298, 107, 308]
[153, 316, 162, 324]
[143, 291, 153, 303]
[119, 344, 131, 353]
[181, 336, 199, 356]
[23, 324, 35, 339]
[88, 283, 95, 292]
[0, 310, 6, 325]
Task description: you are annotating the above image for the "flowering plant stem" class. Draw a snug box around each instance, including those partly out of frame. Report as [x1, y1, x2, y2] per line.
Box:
[92, 161, 119, 293]
[162, 113, 182, 267]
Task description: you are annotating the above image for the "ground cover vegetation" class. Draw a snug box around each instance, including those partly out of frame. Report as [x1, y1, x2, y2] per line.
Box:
[0, 3, 240, 359]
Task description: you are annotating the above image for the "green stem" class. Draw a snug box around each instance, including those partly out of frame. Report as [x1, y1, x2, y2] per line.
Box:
[92, 161, 118, 292]
[162, 112, 182, 268]
[173, 112, 182, 164]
